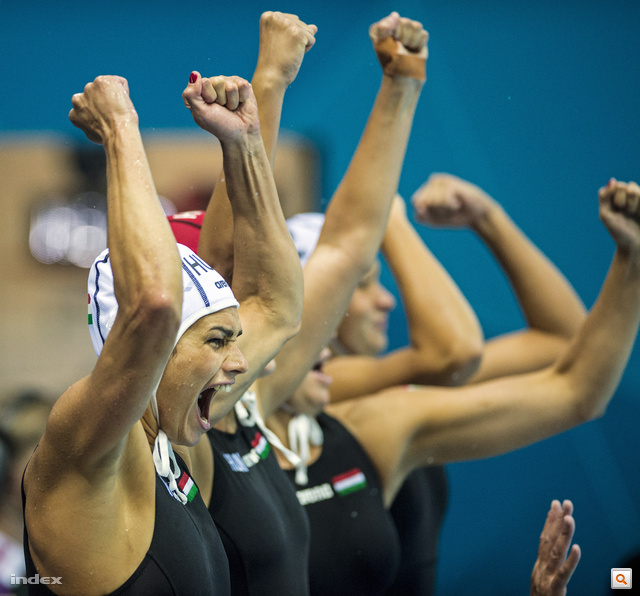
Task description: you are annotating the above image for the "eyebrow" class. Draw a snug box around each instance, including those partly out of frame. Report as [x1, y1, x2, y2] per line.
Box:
[209, 326, 243, 339]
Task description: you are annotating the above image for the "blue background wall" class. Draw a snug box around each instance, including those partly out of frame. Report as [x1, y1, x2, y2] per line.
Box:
[2, 1, 639, 593]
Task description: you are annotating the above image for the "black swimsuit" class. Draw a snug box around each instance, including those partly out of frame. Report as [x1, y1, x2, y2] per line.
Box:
[284, 413, 401, 595]
[22, 452, 230, 595]
[208, 414, 311, 595]
[385, 466, 449, 595]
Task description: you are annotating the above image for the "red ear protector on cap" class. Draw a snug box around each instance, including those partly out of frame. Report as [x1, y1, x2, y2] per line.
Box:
[167, 211, 205, 253]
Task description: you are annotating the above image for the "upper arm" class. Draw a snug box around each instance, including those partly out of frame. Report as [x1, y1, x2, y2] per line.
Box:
[401, 369, 578, 471]
[225, 298, 301, 406]
[340, 369, 578, 504]
[34, 295, 178, 481]
[256, 244, 370, 417]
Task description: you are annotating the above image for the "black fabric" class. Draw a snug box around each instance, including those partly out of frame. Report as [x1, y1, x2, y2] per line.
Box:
[385, 466, 449, 596]
[22, 452, 229, 595]
[285, 413, 401, 596]
[208, 416, 311, 596]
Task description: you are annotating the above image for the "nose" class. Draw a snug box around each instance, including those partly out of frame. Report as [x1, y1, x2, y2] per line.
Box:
[225, 344, 248, 376]
[376, 283, 396, 312]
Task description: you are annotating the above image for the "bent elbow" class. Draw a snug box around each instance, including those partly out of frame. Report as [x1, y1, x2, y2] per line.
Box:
[131, 292, 182, 340]
[574, 394, 610, 424]
[562, 374, 614, 425]
[450, 349, 483, 386]
[436, 338, 484, 387]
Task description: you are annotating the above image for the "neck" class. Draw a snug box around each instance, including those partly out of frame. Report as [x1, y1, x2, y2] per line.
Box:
[214, 409, 238, 434]
[265, 408, 293, 450]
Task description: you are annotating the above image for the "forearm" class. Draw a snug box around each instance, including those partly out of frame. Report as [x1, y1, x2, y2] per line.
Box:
[104, 126, 182, 308]
[552, 247, 640, 417]
[382, 210, 483, 384]
[472, 203, 586, 337]
[221, 132, 303, 321]
[322, 76, 423, 263]
[250, 73, 288, 166]
[198, 75, 288, 278]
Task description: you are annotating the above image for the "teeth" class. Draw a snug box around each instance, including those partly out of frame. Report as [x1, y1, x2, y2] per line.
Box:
[219, 384, 233, 393]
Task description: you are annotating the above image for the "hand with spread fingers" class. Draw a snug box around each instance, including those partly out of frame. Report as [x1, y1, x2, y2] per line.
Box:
[530, 500, 581, 596]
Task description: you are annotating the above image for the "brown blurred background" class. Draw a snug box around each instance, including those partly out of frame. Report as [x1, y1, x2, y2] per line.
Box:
[0, 133, 319, 400]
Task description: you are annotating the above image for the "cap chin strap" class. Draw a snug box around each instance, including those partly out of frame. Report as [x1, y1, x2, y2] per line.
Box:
[150, 393, 188, 504]
[287, 413, 324, 486]
[235, 392, 303, 470]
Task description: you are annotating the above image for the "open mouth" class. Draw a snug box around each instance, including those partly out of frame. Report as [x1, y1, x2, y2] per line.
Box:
[197, 387, 214, 428]
[197, 384, 235, 428]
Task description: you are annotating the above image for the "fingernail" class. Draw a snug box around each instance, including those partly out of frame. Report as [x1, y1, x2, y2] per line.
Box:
[189, 72, 197, 84]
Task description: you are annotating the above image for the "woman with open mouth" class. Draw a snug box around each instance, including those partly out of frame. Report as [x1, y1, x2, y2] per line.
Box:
[20, 67, 303, 596]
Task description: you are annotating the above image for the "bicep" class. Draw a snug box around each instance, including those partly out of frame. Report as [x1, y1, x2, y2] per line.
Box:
[231, 302, 299, 411]
[42, 316, 171, 474]
[257, 247, 369, 414]
[404, 370, 576, 468]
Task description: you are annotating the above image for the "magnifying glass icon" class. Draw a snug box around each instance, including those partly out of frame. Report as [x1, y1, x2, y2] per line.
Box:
[617, 574, 628, 585]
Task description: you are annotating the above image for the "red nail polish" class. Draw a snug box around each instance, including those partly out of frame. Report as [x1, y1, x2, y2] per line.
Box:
[189, 72, 197, 84]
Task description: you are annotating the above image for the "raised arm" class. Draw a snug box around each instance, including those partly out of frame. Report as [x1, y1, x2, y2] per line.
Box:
[182, 73, 304, 401]
[30, 76, 182, 481]
[197, 11, 317, 281]
[337, 180, 640, 504]
[412, 173, 587, 382]
[324, 195, 483, 402]
[258, 12, 428, 419]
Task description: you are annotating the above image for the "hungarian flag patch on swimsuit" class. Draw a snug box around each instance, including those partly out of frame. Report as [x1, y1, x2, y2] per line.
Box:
[332, 468, 367, 496]
[177, 470, 199, 502]
[222, 431, 272, 473]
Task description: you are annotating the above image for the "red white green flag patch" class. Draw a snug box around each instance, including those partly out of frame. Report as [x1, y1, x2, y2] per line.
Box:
[331, 468, 367, 496]
[178, 470, 198, 502]
[251, 431, 271, 460]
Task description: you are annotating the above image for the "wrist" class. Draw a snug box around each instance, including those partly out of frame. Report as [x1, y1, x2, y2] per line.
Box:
[220, 129, 264, 158]
[470, 201, 507, 239]
[101, 116, 142, 151]
[379, 74, 425, 103]
[251, 69, 290, 95]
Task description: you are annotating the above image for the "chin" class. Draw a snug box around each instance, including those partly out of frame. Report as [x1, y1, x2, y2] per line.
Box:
[174, 426, 204, 448]
[209, 397, 239, 426]
[359, 340, 386, 357]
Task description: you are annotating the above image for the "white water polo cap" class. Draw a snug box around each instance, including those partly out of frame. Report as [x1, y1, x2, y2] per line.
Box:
[285, 212, 325, 267]
[88, 243, 239, 356]
[87, 243, 238, 504]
